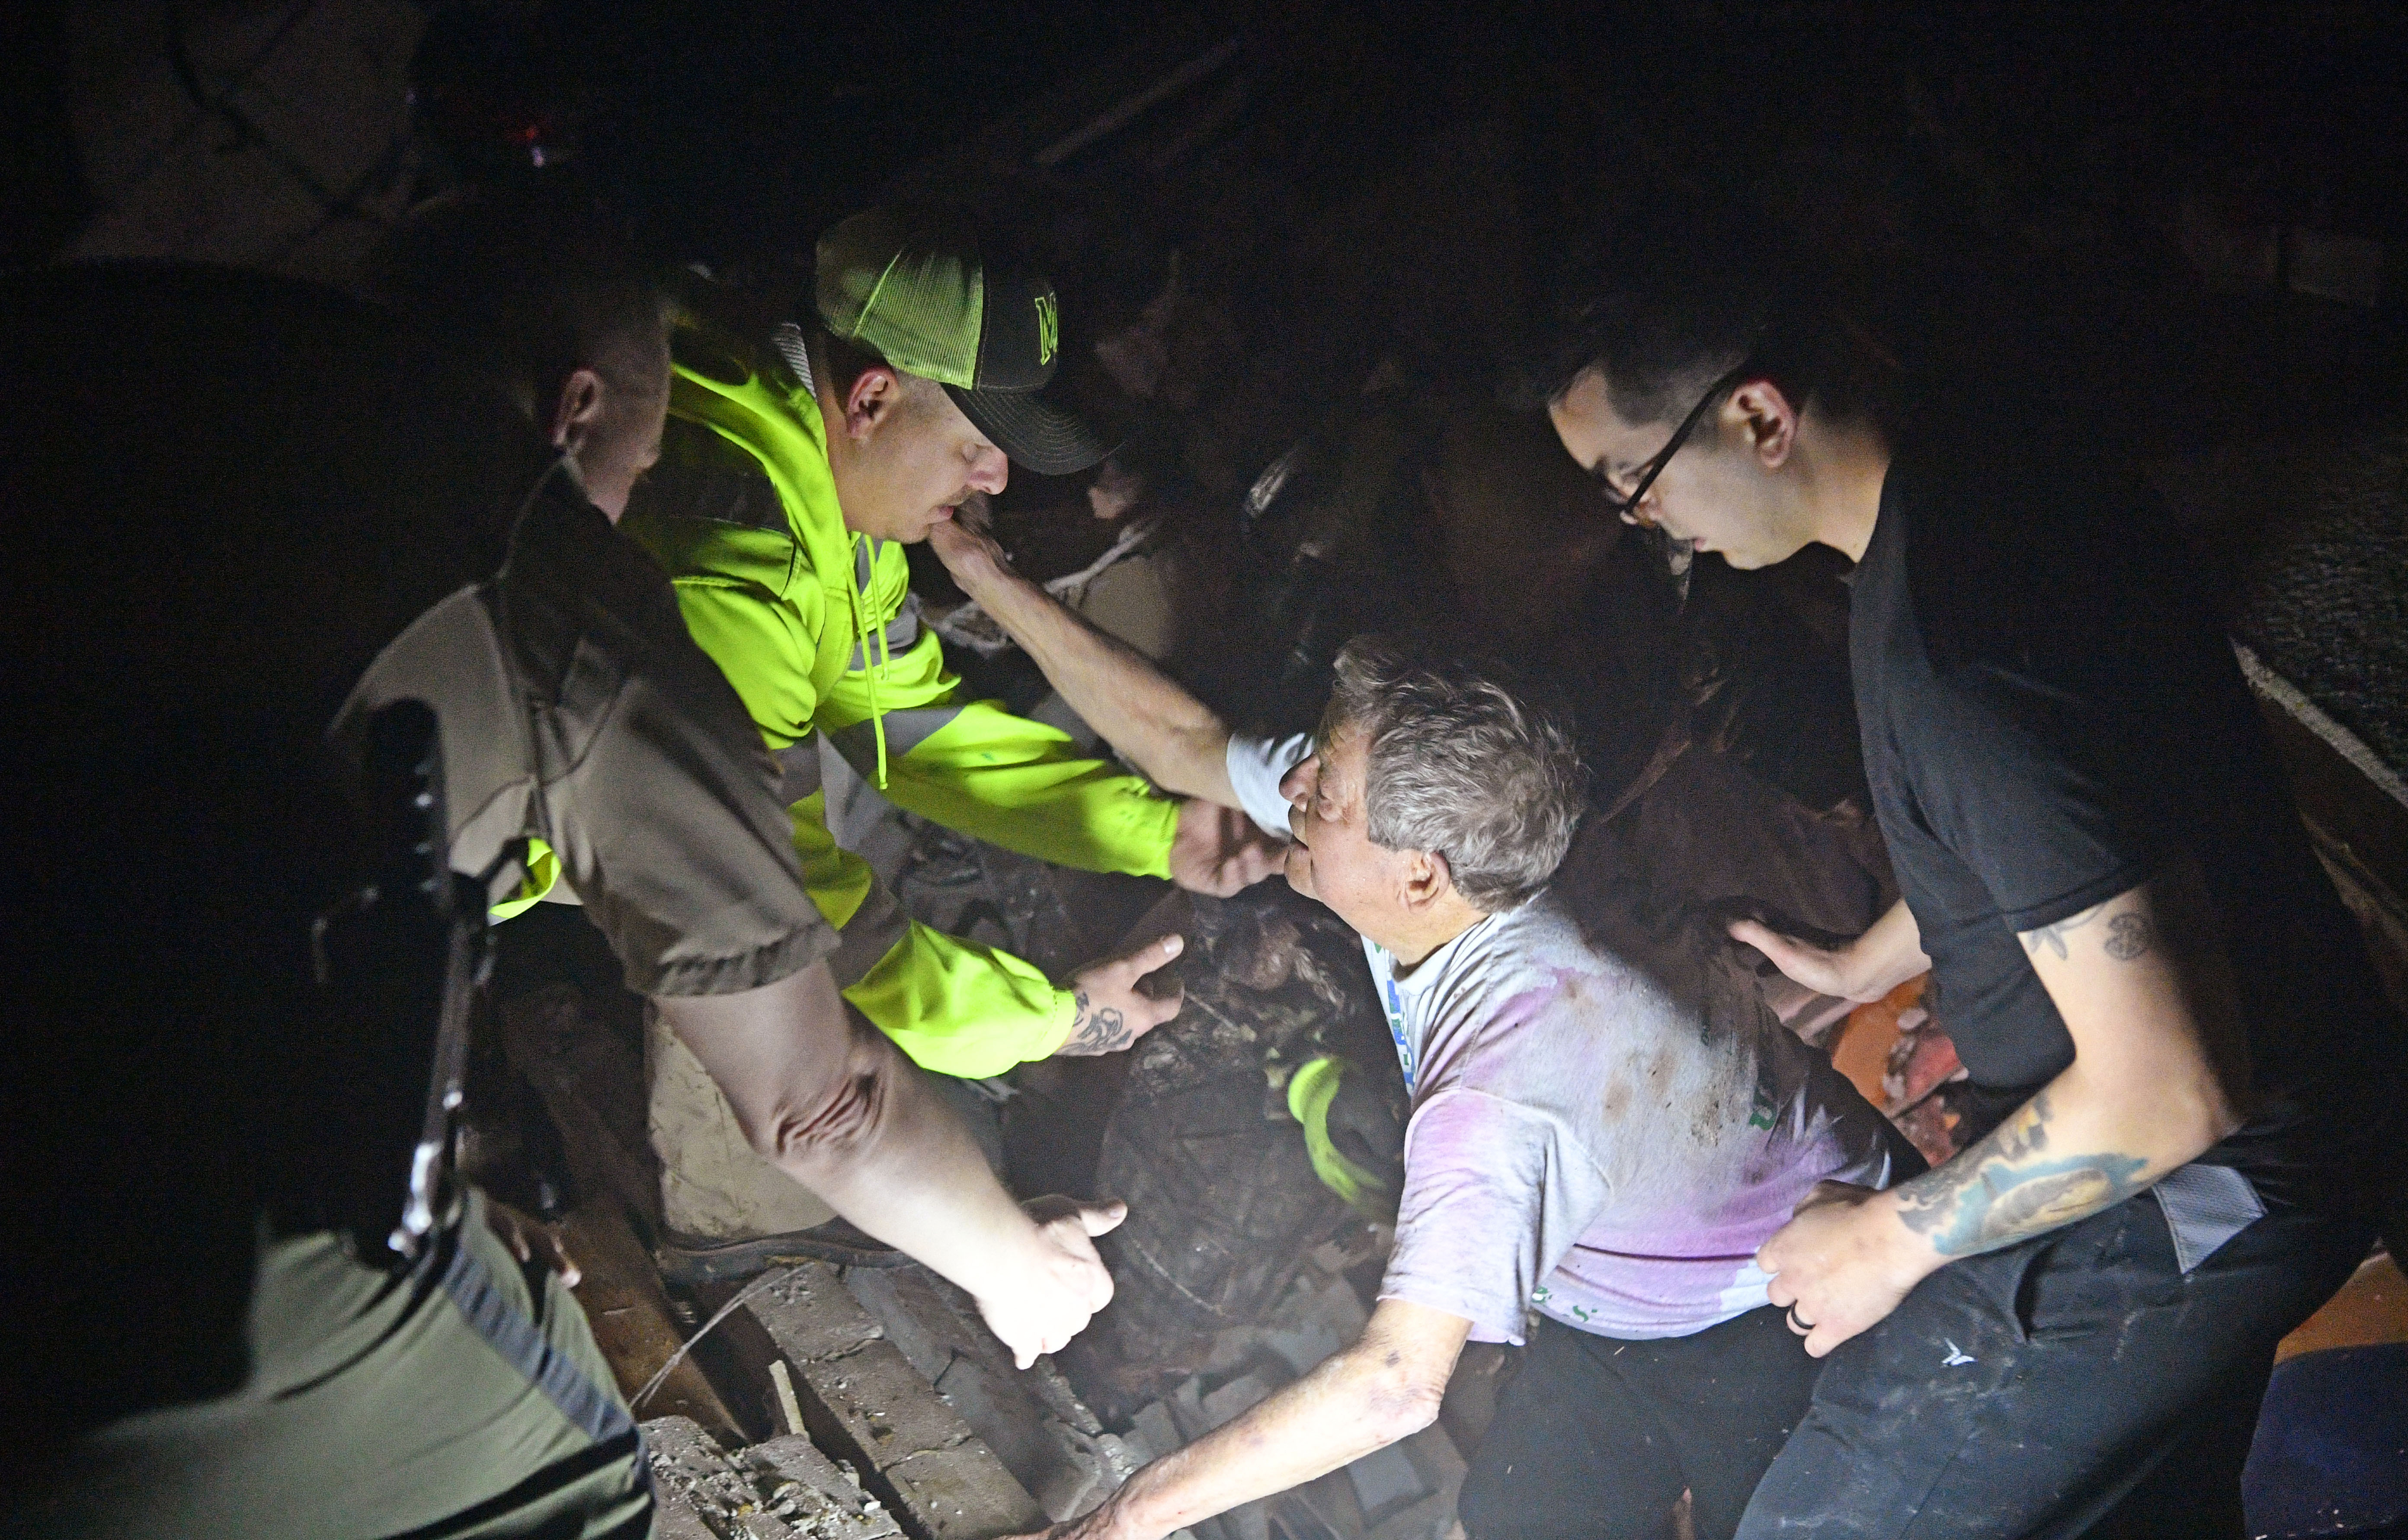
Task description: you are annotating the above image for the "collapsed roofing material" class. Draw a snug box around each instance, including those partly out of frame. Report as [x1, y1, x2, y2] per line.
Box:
[1086, 888, 1389, 1395]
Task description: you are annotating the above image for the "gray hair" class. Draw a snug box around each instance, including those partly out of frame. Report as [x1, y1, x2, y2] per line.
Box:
[1323, 638, 1590, 911]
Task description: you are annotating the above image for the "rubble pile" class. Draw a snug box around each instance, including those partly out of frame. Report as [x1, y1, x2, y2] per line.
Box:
[648, 1416, 903, 1540]
[1114, 1252, 1466, 1540]
[1079, 886, 1396, 1405]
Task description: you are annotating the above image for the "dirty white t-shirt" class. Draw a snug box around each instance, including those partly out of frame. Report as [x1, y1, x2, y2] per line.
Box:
[1226, 735, 1904, 1343]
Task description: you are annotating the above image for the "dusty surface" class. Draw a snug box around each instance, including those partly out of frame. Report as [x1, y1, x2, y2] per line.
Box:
[647, 1414, 905, 1540]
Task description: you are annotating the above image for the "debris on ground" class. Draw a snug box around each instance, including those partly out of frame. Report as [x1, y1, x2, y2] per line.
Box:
[648, 1414, 904, 1540]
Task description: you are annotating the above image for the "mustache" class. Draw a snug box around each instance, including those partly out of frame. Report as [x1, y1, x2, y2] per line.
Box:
[947, 490, 994, 532]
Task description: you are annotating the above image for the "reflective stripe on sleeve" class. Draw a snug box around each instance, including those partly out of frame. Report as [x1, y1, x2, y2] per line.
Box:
[773, 737, 825, 805]
[845, 596, 924, 671]
[777, 733, 911, 989]
[824, 876, 910, 991]
[831, 707, 963, 772]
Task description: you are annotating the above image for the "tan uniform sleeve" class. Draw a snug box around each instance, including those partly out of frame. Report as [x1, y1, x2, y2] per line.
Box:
[543, 631, 841, 999]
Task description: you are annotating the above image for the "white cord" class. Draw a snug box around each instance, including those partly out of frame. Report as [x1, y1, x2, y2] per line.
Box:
[630, 1263, 804, 1412]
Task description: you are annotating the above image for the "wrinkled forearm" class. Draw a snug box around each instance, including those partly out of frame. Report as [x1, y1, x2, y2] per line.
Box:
[656, 963, 1046, 1289]
[1068, 1303, 1467, 1540]
[778, 1034, 1044, 1285]
[954, 563, 1235, 806]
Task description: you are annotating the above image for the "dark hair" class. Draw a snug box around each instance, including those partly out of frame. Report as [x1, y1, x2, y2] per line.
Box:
[1517, 203, 1895, 432]
[371, 182, 664, 419]
[809, 327, 896, 405]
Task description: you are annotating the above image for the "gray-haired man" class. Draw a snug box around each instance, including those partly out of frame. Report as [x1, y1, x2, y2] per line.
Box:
[932, 527, 1918, 1540]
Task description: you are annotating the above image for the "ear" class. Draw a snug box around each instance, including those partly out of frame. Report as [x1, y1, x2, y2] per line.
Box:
[1278, 752, 1319, 811]
[842, 366, 905, 443]
[1399, 849, 1453, 913]
[1729, 378, 1801, 471]
[550, 366, 607, 455]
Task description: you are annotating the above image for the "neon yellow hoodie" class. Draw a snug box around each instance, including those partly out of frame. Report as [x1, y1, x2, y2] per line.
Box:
[617, 309, 1181, 1077]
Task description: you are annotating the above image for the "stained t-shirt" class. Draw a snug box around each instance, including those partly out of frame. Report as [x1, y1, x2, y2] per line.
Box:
[1227, 737, 1907, 1342]
[1852, 430, 2402, 1205]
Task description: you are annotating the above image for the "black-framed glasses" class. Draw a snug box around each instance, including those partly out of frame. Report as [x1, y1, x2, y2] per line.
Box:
[1598, 360, 1752, 524]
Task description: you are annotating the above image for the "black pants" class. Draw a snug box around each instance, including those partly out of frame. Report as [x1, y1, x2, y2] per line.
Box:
[1460, 1305, 1823, 1540]
[1734, 1190, 2374, 1540]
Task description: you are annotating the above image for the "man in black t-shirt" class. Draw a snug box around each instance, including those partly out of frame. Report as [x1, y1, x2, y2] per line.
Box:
[1527, 211, 2404, 1538]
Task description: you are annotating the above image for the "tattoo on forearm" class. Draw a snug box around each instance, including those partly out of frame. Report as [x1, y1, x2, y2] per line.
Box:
[1892, 1092, 2150, 1257]
[1061, 989, 1137, 1056]
[2021, 902, 2155, 963]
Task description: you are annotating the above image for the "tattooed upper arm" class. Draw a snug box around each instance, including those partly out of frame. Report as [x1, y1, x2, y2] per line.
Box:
[1893, 873, 2233, 1261]
[2020, 898, 2156, 963]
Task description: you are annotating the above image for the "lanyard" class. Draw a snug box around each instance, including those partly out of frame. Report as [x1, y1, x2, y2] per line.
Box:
[1381, 976, 1416, 1094]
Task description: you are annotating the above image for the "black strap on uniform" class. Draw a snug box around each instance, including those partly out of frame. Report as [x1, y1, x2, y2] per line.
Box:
[310, 698, 495, 1265]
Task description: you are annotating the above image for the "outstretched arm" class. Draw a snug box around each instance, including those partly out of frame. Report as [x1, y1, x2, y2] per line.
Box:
[930, 520, 1238, 806]
[1729, 897, 1931, 1004]
[1023, 1300, 1471, 1540]
[1758, 868, 2248, 1357]
[656, 960, 1122, 1367]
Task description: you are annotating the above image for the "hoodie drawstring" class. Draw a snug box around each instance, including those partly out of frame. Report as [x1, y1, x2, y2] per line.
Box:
[850, 532, 891, 788]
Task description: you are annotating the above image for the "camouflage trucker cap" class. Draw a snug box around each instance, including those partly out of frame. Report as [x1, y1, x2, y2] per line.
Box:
[817, 205, 1108, 476]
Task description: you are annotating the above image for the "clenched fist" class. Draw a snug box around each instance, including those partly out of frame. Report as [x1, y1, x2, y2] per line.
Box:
[973, 1195, 1128, 1368]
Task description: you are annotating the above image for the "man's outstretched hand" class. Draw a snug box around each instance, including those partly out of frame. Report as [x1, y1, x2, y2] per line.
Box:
[1170, 798, 1287, 896]
[1729, 899, 1932, 1005]
[1060, 934, 1186, 1057]
[1758, 1180, 1935, 1358]
[1728, 919, 1876, 1001]
[975, 1195, 1127, 1369]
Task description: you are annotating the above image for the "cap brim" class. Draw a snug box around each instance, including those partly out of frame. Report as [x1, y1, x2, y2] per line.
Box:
[946, 384, 1113, 476]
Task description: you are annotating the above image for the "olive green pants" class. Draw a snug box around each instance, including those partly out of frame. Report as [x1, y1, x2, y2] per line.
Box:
[12, 1192, 650, 1540]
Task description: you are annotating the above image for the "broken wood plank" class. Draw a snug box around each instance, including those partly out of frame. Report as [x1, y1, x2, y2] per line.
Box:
[499, 981, 664, 1227]
[560, 1197, 745, 1444]
[495, 982, 742, 1441]
[2248, 663, 2408, 1013]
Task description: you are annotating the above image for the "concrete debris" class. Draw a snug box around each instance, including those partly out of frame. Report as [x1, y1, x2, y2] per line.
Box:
[742, 1261, 1053, 1540]
[845, 1262, 1141, 1521]
[646, 1415, 903, 1540]
[1110, 1253, 1462, 1540]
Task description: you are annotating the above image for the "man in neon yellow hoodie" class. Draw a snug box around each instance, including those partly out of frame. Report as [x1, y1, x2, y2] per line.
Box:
[623, 206, 1281, 1164]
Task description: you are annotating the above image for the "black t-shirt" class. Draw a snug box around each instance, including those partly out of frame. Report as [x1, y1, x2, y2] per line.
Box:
[1851, 428, 2402, 1196]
